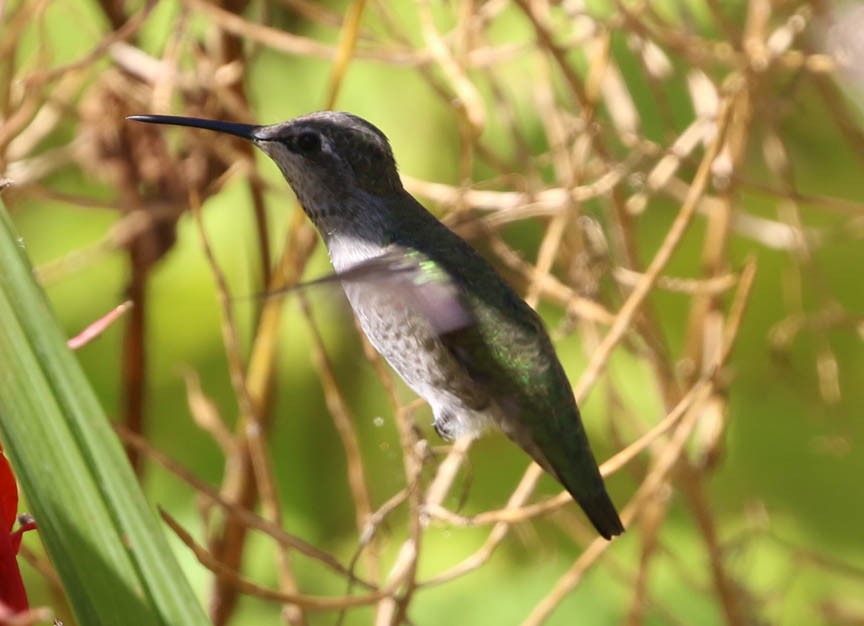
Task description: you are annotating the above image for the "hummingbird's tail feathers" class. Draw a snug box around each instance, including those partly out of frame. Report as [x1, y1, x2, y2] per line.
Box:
[579, 488, 625, 540]
[509, 434, 624, 539]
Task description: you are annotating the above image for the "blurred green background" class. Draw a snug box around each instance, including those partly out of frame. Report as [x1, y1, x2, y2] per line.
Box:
[3, 0, 864, 624]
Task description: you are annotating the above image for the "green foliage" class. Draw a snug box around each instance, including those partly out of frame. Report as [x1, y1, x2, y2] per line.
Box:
[0, 201, 209, 626]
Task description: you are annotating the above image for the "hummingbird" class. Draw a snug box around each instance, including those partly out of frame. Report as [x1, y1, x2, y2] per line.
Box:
[129, 111, 624, 539]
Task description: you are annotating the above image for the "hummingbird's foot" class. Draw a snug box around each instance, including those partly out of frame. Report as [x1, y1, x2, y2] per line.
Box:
[432, 404, 495, 441]
[433, 410, 457, 441]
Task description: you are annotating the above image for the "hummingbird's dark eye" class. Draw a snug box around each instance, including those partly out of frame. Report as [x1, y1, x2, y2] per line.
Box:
[295, 131, 321, 154]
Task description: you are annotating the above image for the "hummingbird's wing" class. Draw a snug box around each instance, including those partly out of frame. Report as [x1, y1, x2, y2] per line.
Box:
[265, 247, 477, 336]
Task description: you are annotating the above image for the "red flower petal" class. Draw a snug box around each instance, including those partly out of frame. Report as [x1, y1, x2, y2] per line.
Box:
[0, 451, 17, 534]
[0, 451, 28, 612]
[0, 531, 28, 612]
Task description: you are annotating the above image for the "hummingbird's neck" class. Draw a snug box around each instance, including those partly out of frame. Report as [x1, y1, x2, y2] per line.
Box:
[325, 231, 391, 273]
[303, 190, 399, 270]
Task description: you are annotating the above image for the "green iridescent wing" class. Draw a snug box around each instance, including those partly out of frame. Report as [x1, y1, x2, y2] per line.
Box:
[266, 245, 477, 337]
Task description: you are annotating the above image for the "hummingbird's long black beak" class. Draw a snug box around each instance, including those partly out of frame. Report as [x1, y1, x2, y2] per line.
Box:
[127, 115, 261, 141]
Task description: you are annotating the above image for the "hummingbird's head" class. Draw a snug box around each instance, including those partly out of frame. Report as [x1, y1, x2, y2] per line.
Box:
[252, 111, 402, 222]
[253, 112, 403, 208]
[128, 111, 404, 229]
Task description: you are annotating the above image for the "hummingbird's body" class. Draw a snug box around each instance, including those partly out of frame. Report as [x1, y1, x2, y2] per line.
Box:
[130, 111, 624, 539]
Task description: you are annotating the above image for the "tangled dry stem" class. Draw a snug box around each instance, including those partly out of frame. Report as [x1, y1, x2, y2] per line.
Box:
[3, 0, 863, 625]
